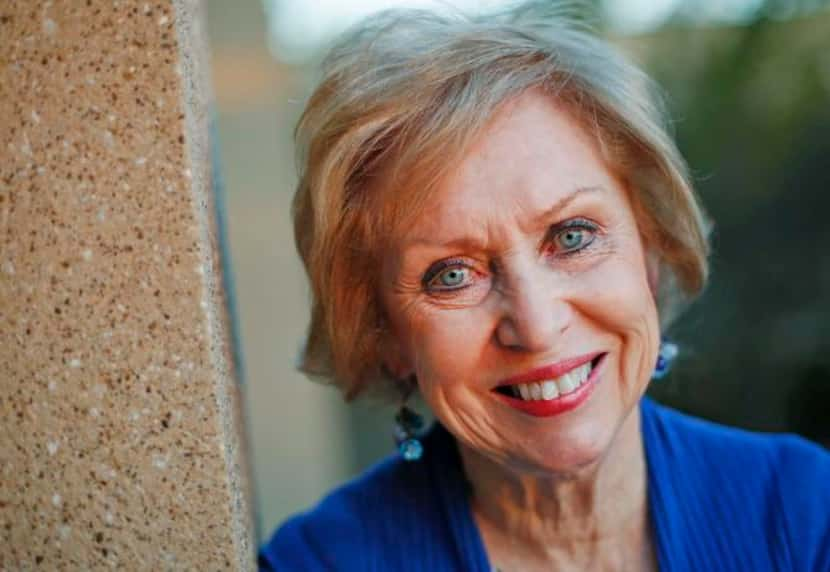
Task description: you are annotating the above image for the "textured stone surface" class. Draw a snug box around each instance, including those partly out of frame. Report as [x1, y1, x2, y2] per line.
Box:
[0, 1, 254, 569]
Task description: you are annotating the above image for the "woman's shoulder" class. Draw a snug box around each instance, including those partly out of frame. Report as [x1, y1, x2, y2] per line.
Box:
[258, 425, 467, 571]
[642, 395, 830, 471]
[642, 397, 830, 571]
[256, 456, 404, 570]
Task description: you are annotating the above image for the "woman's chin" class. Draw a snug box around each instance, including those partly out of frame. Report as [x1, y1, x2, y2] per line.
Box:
[482, 387, 630, 476]
[512, 424, 615, 477]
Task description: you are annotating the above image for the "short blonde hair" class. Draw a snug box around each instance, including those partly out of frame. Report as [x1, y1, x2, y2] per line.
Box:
[291, 2, 710, 400]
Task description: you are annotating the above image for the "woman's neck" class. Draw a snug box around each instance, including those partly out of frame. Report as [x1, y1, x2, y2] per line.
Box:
[458, 406, 655, 571]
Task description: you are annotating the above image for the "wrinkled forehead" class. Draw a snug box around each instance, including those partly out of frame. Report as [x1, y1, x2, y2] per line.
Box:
[366, 91, 630, 252]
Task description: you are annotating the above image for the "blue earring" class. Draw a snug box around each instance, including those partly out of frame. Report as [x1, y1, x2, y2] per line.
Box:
[394, 397, 425, 461]
[652, 337, 679, 380]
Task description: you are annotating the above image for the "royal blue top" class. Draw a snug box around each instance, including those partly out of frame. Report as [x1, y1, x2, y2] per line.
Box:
[259, 397, 830, 571]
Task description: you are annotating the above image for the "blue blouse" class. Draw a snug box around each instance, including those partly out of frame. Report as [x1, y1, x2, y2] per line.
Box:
[259, 397, 830, 571]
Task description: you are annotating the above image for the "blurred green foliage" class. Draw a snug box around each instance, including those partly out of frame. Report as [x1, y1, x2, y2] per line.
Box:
[641, 8, 830, 444]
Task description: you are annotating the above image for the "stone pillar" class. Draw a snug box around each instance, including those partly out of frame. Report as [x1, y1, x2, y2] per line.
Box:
[0, 1, 255, 569]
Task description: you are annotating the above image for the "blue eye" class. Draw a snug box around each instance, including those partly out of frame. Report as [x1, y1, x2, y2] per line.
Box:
[557, 228, 585, 250]
[423, 259, 473, 292]
[435, 267, 469, 288]
[551, 219, 597, 254]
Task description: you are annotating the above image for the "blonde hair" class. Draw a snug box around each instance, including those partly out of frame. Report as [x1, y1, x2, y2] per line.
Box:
[291, 2, 711, 400]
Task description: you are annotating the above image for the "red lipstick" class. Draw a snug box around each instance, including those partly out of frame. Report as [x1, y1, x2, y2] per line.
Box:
[493, 352, 606, 417]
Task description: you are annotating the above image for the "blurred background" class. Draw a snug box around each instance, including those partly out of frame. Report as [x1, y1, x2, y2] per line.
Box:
[203, 0, 830, 541]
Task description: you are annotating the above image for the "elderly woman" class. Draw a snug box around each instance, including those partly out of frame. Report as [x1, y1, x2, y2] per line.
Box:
[259, 3, 830, 571]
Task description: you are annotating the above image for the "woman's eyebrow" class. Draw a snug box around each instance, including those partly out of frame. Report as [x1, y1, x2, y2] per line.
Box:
[403, 234, 487, 253]
[532, 185, 605, 228]
[402, 186, 606, 252]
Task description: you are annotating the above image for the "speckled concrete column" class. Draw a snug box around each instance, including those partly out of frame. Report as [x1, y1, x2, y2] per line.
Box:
[0, 1, 255, 570]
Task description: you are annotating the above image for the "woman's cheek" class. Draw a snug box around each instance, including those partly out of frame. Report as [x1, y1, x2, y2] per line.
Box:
[576, 237, 657, 318]
[578, 256, 660, 389]
[411, 305, 493, 391]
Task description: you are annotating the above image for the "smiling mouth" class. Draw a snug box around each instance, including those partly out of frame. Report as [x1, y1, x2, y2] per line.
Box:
[492, 353, 606, 416]
[495, 354, 603, 400]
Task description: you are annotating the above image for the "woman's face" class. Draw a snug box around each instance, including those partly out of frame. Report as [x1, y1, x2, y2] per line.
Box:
[380, 91, 660, 475]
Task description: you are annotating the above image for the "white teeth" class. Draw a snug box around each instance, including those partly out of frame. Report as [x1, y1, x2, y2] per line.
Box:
[541, 380, 559, 400]
[576, 363, 591, 385]
[510, 360, 594, 401]
[558, 374, 577, 395]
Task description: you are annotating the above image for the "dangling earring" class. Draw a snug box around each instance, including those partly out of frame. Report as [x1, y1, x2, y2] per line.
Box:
[393, 382, 425, 461]
[652, 337, 679, 380]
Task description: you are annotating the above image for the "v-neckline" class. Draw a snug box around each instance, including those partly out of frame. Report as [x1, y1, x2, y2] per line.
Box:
[433, 398, 668, 572]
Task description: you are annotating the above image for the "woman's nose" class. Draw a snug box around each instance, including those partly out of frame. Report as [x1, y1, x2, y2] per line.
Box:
[495, 268, 572, 352]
